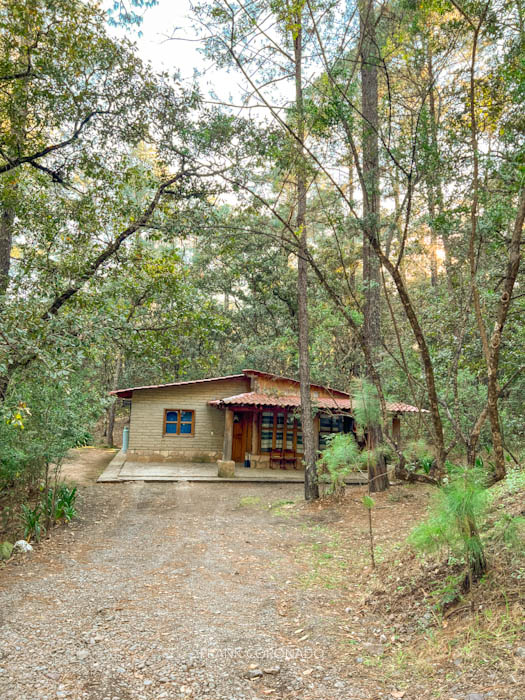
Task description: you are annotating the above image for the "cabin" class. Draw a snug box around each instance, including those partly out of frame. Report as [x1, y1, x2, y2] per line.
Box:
[111, 369, 420, 469]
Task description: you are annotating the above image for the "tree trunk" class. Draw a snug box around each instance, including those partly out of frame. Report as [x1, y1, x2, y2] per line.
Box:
[294, 16, 318, 501]
[485, 188, 525, 481]
[465, 14, 510, 481]
[359, 0, 388, 492]
[462, 515, 487, 591]
[425, 42, 440, 288]
[0, 202, 14, 297]
[107, 353, 123, 448]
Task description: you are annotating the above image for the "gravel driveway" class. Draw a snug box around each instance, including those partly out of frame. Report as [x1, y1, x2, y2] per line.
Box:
[0, 479, 376, 700]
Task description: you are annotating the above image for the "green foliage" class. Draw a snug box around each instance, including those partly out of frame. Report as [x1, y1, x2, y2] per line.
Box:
[409, 465, 490, 589]
[363, 494, 375, 509]
[403, 440, 435, 474]
[499, 467, 525, 496]
[351, 378, 381, 430]
[317, 433, 359, 496]
[489, 512, 525, 551]
[41, 484, 77, 524]
[74, 430, 93, 448]
[19, 504, 44, 543]
[0, 370, 104, 492]
[53, 485, 78, 522]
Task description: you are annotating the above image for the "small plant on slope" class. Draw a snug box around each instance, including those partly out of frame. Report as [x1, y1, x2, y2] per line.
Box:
[54, 484, 78, 522]
[409, 462, 490, 592]
[351, 378, 389, 492]
[19, 504, 44, 543]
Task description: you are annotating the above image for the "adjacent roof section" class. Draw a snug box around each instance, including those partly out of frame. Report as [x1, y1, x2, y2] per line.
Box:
[388, 402, 428, 414]
[208, 392, 352, 411]
[209, 392, 427, 414]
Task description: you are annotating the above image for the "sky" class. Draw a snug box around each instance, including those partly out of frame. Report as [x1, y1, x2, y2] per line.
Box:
[106, 1, 235, 97]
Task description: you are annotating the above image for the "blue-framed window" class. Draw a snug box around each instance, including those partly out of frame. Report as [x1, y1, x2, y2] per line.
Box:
[164, 409, 195, 436]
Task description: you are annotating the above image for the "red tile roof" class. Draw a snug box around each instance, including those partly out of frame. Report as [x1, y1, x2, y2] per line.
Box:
[388, 401, 428, 413]
[209, 392, 428, 414]
[209, 392, 353, 410]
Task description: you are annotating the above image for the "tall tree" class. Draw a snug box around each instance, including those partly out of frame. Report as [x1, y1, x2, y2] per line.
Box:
[193, 0, 321, 498]
[291, 3, 318, 500]
[359, 0, 388, 491]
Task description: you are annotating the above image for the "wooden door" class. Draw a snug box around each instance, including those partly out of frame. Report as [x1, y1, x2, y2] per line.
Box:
[231, 413, 253, 463]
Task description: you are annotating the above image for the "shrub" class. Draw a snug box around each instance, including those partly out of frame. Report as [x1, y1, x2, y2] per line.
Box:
[55, 484, 78, 521]
[409, 463, 490, 591]
[402, 439, 435, 474]
[0, 368, 105, 508]
[74, 430, 93, 447]
[317, 433, 359, 497]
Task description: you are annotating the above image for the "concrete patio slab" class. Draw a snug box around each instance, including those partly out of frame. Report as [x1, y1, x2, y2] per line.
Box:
[97, 452, 367, 484]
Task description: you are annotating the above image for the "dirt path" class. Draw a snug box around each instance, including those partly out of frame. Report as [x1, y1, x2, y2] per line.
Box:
[0, 452, 520, 700]
[61, 447, 119, 485]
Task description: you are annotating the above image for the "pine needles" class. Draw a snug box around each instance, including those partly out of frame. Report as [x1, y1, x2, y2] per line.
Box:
[409, 463, 491, 592]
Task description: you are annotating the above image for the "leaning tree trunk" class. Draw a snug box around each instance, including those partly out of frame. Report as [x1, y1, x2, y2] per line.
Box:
[293, 15, 318, 501]
[360, 0, 388, 492]
[485, 188, 525, 480]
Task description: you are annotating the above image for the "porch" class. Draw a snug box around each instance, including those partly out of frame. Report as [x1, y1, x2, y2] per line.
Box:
[97, 454, 368, 484]
[213, 403, 357, 470]
[211, 393, 410, 470]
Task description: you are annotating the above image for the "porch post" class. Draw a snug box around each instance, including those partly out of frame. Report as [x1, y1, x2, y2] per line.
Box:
[392, 415, 401, 446]
[223, 408, 234, 461]
[251, 412, 259, 455]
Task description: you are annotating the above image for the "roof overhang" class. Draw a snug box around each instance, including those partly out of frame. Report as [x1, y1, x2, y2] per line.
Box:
[208, 392, 427, 414]
[209, 392, 352, 411]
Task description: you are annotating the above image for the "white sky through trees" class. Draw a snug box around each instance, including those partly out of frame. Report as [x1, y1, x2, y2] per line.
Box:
[104, 1, 234, 96]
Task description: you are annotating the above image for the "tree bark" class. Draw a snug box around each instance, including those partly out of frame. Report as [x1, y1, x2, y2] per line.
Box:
[107, 353, 123, 448]
[425, 42, 440, 288]
[0, 202, 14, 297]
[359, 0, 388, 492]
[485, 188, 525, 480]
[464, 10, 509, 480]
[293, 15, 318, 501]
